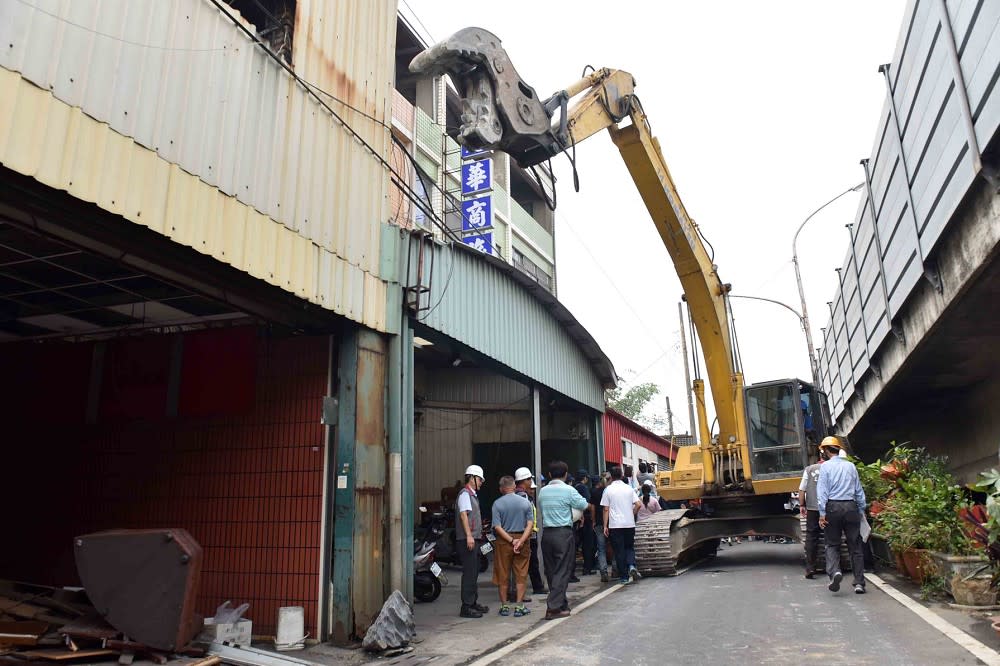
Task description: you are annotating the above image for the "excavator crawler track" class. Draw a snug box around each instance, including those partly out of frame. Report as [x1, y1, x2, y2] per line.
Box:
[634, 509, 695, 576]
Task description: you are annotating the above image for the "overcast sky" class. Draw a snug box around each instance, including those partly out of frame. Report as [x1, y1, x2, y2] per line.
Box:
[403, 1, 908, 435]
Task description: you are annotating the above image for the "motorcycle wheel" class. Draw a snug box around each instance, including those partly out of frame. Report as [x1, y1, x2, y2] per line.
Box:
[414, 572, 441, 602]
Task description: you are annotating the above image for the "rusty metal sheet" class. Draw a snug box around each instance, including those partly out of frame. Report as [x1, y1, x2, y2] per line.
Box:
[352, 332, 388, 633]
[0, 69, 390, 333]
[0, 0, 395, 331]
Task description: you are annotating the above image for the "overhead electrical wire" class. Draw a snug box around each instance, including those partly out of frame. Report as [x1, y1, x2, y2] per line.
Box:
[202, 0, 509, 314]
[12, 0, 229, 52]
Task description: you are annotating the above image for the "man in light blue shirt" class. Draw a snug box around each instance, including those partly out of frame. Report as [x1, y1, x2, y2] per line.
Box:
[537, 460, 589, 619]
[816, 437, 866, 594]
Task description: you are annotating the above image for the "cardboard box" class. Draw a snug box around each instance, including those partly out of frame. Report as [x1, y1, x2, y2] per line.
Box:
[201, 618, 252, 646]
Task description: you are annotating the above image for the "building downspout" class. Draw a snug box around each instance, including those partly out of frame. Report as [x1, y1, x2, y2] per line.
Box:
[401, 319, 415, 599]
[387, 329, 403, 594]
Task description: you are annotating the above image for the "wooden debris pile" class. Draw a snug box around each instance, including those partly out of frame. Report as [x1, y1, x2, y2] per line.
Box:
[0, 580, 209, 665]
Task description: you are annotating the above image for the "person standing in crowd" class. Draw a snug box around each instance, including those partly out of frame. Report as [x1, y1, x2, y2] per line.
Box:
[601, 465, 642, 584]
[623, 463, 637, 491]
[537, 461, 589, 620]
[574, 469, 596, 578]
[637, 461, 656, 487]
[589, 473, 610, 582]
[491, 475, 534, 618]
[513, 467, 546, 595]
[456, 464, 490, 618]
[799, 446, 828, 579]
[636, 479, 661, 522]
[817, 437, 867, 594]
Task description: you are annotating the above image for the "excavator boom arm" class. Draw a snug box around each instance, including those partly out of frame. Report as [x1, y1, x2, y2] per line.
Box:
[410, 28, 753, 489]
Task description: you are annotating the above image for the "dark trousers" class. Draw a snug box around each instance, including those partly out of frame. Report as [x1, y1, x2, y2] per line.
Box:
[609, 527, 636, 579]
[541, 526, 575, 612]
[528, 536, 545, 591]
[804, 509, 821, 571]
[459, 539, 481, 608]
[824, 500, 865, 587]
[576, 521, 596, 574]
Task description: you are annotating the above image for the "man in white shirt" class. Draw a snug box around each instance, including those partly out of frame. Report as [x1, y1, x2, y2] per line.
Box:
[600, 465, 643, 584]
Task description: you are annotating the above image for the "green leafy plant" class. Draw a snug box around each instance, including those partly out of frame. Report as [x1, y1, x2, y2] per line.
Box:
[966, 469, 1000, 586]
[920, 573, 949, 601]
[866, 442, 973, 555]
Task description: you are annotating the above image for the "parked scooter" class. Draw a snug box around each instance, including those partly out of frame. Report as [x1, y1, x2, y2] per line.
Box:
[416, 506, 490, 573]
[414, 507, 448, 602]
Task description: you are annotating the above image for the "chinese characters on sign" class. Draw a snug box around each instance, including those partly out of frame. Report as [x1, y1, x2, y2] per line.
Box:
[459, 149, 495, 256]
[462, 233, 494, 254]
[461, 158, 493, 196]
[461, 197, 492, 231]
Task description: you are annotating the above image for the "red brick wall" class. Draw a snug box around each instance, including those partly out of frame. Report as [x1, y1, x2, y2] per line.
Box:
[1, 329, 329, 637]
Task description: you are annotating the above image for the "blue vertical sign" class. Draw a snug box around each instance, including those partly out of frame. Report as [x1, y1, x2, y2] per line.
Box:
[462, 232, 494, 254]
[461, 145, 489, 159]
[461, 158, 493, 196]
[460, 146, 494, 256]
[461, 197, 493, 231]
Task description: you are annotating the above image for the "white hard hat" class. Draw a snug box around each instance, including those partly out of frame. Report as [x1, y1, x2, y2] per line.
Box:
[642, 479, 654, 488]
[465, 464, 485, 479]
[514, 467, 533, 482]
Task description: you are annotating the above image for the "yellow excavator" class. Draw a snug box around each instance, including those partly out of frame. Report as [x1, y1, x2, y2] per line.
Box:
[411, 28, 831, 574]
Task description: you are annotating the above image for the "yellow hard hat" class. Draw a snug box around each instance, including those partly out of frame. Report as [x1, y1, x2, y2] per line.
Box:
[819, 436, 843, 451]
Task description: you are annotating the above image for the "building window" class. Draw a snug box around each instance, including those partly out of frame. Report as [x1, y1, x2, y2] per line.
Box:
[513, 248, 553, 292]
[223, 1, 295, 65]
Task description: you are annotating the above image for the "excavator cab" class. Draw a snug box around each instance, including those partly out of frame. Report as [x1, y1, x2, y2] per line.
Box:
[744, 379, 830, 480]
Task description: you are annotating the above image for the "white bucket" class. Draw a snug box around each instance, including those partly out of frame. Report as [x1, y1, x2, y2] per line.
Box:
[274, 606, 306, 651]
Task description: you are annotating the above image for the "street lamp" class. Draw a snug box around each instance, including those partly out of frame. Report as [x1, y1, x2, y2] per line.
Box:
[729, 294, 819, 388]
[791, 183, 865, 391]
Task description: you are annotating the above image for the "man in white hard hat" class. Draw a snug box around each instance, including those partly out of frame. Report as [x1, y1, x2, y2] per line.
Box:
[456, 464, 489, 618]
[514, 467, 545, 594]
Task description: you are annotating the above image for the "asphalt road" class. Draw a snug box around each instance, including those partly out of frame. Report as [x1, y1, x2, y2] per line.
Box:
[511, 541, 981, 665]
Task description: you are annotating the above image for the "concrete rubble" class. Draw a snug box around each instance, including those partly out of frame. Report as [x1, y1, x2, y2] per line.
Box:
[361, 590, 415, 652]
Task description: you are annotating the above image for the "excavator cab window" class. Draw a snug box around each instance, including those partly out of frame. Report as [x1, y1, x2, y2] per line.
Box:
[744, 380, 808, 478]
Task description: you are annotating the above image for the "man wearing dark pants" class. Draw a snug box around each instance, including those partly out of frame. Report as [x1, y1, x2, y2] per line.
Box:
[574, 469, 596, 576]
[514, 467, 546, 594]
[601, 465, 642, 584]
[456, 464, 490, 617]
[537, 460, 589, 620]
[816, 437, 867, 594]
[799, 449, 828, 578]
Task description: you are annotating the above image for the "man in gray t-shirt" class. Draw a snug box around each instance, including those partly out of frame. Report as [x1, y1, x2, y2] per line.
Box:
[492, 476, 535, 615]
[799, 453, 827, 578]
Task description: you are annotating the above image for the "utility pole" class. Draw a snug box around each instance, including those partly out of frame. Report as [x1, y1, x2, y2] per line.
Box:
[665, 396, 674, 436]
[678, 302, 696, 445]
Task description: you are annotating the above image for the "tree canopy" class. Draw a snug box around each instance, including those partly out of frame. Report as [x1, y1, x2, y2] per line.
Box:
[607, 381, 660, 421]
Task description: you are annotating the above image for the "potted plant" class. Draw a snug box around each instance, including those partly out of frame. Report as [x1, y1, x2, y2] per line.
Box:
[866, 444, 976, 589]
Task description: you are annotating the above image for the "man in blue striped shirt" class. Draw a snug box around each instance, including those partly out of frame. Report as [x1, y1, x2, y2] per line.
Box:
[816, 436, 867, 594]
[537, 460, 589, 619]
